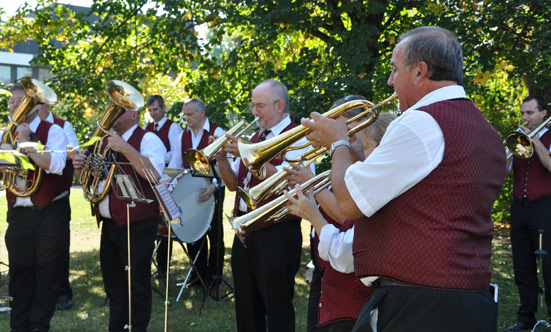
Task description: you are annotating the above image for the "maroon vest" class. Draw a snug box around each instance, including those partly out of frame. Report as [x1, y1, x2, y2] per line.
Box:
[353, 99, 506, 290]
[145, 119, 174, 151]
[95, 127, 160, 227]
[233, 123, 299, 230]
[181, 122, 219, 169]
[53, 117, 75, 191]
[6, 121, 70, 210]
[318, 219, 374, 326]
[512, 130, 551, 200]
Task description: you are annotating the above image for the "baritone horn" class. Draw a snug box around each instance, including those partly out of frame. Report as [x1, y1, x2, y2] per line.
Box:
[228, 170, 331, 243]
[1, 77, 57, 197]
[79, 80, 144, 203]
[505, 117, 551, 159]
[237, 93, 397, 177]
[186, 118, 257, 175]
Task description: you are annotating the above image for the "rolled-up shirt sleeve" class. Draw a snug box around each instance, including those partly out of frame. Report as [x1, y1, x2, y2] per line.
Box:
[46, 124, 68, 175]
[318, 224, 355, 273]
[141, 132, 166, 176]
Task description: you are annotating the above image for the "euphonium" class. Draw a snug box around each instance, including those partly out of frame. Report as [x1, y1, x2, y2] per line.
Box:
[185, 118, 256, 175]
[80, 80, 144, 203]
[505, 117, 551, 159]
[237, 93, 397, 176]
[228, 170, 331, 243]
[1, 77, 57, 197]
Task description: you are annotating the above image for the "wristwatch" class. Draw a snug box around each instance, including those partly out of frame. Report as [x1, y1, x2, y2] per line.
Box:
[330, 140, 351, 157]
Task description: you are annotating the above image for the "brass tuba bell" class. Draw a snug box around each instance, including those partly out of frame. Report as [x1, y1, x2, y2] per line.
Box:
[79, 80, 144, 203]
[1, 77, 58, 197]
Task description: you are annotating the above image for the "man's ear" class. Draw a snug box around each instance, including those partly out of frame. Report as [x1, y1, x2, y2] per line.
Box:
[415, 61, 430, 82]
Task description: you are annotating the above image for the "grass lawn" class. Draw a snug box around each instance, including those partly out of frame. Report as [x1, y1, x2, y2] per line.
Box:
[0, 188, 546, 331]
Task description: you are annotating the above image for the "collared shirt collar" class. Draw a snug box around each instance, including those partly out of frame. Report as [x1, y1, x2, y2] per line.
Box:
[45, 112, 54, 124]
[156, 116, 168, 128]
[266, 115, 291, 137]
[29, 114, 42, 133]
[201, 118, 211, 133]
[406, 85, 468, 112]
[120, 124, 138, 141]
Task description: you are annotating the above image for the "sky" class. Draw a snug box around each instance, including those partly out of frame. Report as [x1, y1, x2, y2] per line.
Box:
[1, 0, 94, 20]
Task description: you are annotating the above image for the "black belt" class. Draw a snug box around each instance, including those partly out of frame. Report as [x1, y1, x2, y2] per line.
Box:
[374, 278, 417, 288]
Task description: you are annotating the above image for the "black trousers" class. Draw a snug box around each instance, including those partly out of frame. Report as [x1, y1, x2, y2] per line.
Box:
[351, 286, 497, 332]
[510, 196, 551, 324]
[58, 196, 73, 300]
[100, 218, 157, 332]
[5, 196, 70, 332]
[231, 219, 302, 332]
[308, 229, 324, 332]
[186, 187, 226, 280]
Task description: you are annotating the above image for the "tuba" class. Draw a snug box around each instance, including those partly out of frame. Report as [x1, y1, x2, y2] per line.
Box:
[1, 77, 58, 197]
[79, 80, 144, 203]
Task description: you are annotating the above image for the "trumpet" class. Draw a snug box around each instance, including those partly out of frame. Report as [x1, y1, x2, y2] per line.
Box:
[1, 77, 57, 197]
[237, 93, 397, 176]
[185, 118, 256, 175]
[80, 80, 144, 203]
[505, 118, 551, 159]
[228, 170, 331, 243]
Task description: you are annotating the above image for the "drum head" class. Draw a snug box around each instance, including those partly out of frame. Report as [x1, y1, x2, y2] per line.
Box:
[166, 171, 215, 243]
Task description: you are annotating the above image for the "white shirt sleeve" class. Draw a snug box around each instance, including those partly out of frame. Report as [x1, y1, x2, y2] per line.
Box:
[318, 224, 355, 273]
[141, 132, 166, 176]
[168, 132, 184, 169]
[344, 110, 444, 217]
[46, 124, 68, 175]
[166, 122, 184, 164]
[63, 121, 80, 153]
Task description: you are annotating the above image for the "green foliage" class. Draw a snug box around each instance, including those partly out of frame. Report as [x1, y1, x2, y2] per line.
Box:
[1, 0, 549, 223]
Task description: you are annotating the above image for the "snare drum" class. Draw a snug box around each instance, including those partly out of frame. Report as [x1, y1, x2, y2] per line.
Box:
[161, 170, 215, 243]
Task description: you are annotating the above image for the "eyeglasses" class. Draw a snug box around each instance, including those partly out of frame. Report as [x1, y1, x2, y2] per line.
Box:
[249, 99, 281, 111]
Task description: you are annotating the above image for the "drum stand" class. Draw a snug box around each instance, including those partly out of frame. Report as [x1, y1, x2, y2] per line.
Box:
[532, 229, 551, 331]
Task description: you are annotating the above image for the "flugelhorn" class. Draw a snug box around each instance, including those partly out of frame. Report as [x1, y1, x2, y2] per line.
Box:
[1, 77, 57, 197]
[185, 118, 256, 175]
[505, 117, 551, 159]
[228, 170, 331, 243]
[237, 93, 397, 176]
[80, 80, 144, 203]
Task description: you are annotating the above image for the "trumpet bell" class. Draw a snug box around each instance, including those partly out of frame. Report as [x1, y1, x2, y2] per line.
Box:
[505, 131, 533, 159]
[185, 149, 211, 175]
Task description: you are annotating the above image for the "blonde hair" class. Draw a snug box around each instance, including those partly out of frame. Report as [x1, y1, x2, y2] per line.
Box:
[359, 112, 397, 147]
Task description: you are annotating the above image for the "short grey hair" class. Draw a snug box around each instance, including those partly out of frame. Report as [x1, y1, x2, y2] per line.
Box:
[259, 79, 290, 113]
[398, 26, 463, 85]
[185, 98, 207, 113]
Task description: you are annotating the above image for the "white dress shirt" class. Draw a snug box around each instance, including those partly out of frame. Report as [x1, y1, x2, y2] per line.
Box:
[98, 125, 166, 218]
[168, 118, 226, 169]
[45, 112, 80, 153]
[320, 85, 471, 277]
[143, 116, 183, 164]
[6, 116, 68, 207]
[231, 115, 316, 212]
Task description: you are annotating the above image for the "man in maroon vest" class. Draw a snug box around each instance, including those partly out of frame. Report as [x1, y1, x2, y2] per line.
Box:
[37, 103, 80, 311]
[3, 84, 69, 332]
[302, 26, 506, 332]
[506, 95, 551, 332]
[216, 79, 314, 332]
[73, 108, 165, 332]
[163, 98, 226, 285]
[144, 95, 183, 165]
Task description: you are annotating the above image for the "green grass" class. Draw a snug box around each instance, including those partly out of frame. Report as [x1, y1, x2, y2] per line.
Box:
[0, 189, 546, 331]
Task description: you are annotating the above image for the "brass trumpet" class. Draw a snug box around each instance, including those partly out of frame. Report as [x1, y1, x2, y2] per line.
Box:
[228, 170, 331, 243]
[237, 93, 397, 176]
[1, 77, 57, 197]
[505, 118, 551, 159]
[185, 118, 256, 175]
[80, 80, 144, 203]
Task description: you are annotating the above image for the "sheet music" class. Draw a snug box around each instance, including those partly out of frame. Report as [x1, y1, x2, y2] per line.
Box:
[153, 183, 181, 221]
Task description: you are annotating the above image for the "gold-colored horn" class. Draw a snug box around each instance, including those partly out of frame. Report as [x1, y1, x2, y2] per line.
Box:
[238, 93, 397, 177]
[1, 77, 57, 197]
[505, 117, 551, 159]
[80, 80, 144, 203]
[228, 170, 331, 244]
[185, 118, 256, 175]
